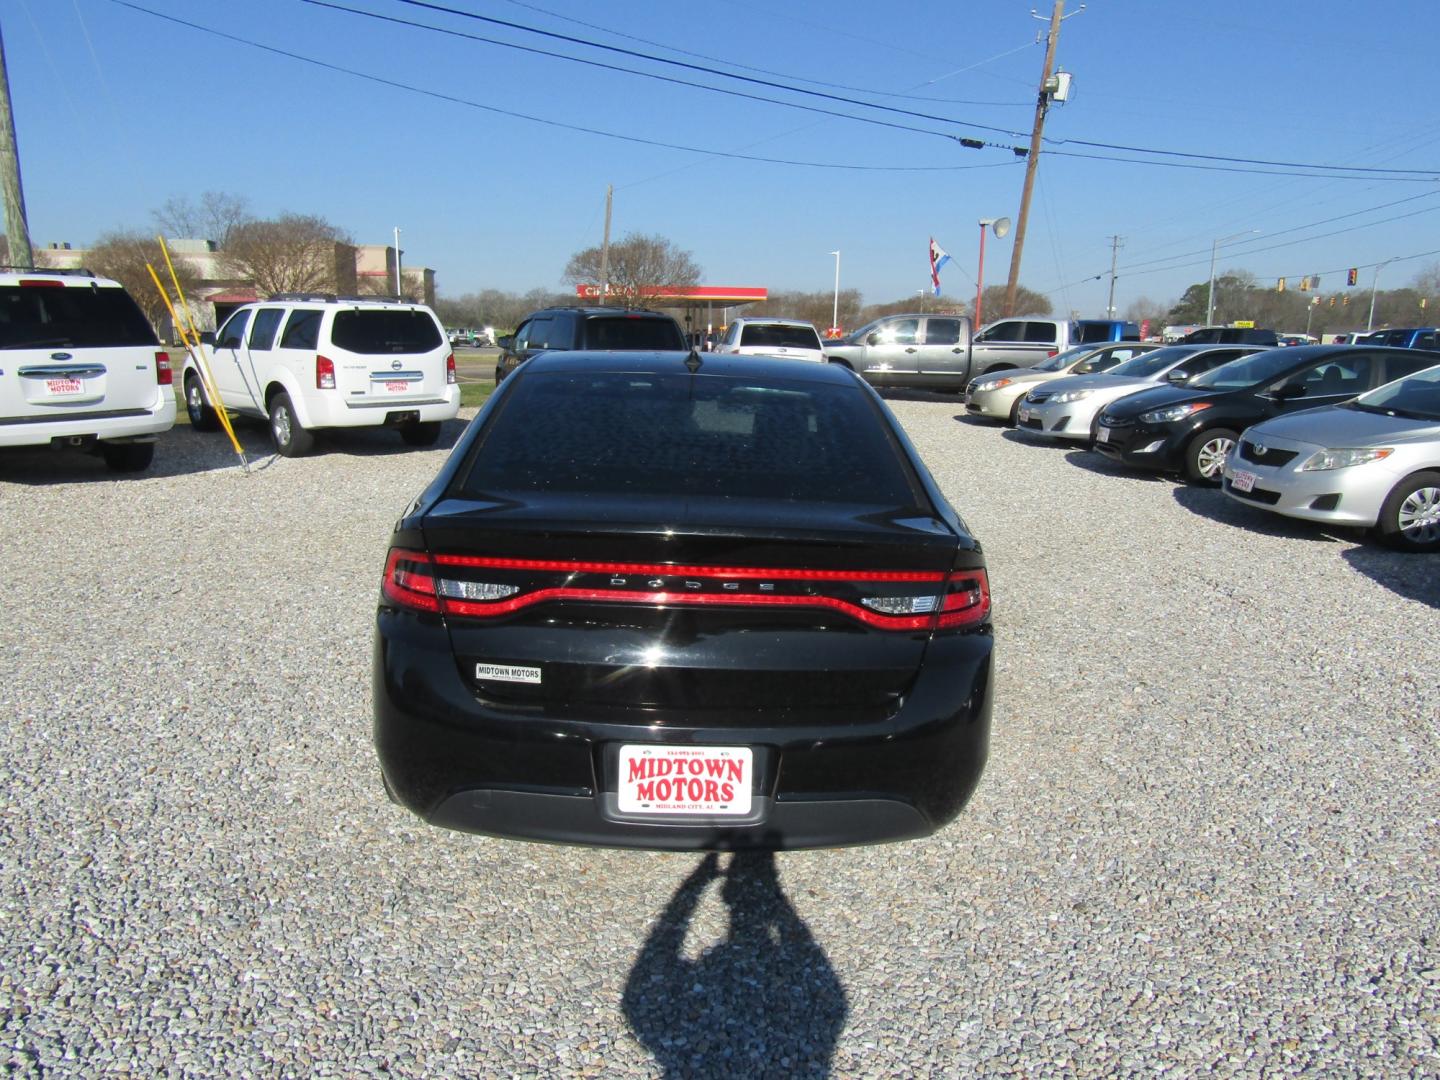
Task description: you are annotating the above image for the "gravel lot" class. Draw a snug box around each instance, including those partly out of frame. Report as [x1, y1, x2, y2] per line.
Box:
[1, 398, 1437, 1077]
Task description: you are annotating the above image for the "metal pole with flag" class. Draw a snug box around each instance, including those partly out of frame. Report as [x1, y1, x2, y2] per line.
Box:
[929, 238, 951, 297]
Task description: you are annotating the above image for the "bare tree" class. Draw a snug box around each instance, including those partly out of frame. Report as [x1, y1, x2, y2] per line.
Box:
[153, 191, 252, 246]
[355, 268, 427, 302]
[221, 214, 352, 296]
[564, 232, 701, 306]
[749, 288, 864, 331]
[85, 230, 202, 336]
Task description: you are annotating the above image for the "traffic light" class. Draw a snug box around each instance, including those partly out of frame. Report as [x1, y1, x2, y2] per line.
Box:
[1347, 267, 1358, 287]
[1343, 295, 1350, 306]
[1328, 296, 1336, 307]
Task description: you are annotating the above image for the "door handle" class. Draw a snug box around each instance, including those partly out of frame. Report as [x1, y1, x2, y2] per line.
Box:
[905, 347, 917, 353]
[952, 347, 964, 353]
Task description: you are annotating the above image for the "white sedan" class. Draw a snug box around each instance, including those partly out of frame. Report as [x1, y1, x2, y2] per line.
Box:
[1016, 344, 1264, 442]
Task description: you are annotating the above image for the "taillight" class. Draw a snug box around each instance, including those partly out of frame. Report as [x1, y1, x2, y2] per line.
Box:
[382, 548, 440, 612]
[446, 353, 457, 384]
[934, 569, 991, 630]
[316, 355, 336, 389]
[1047, 349, 1058, 357]
[155, 351, 173, 386]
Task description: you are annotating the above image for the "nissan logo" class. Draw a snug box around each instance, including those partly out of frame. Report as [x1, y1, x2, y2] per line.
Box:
[391, 359, 403, 370]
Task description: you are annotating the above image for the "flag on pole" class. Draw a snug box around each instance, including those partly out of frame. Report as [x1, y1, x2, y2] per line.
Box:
[929, 238, 951, 296]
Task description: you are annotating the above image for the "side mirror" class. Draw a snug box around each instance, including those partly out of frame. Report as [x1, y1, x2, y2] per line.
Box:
[496, 335, 514, 350]
[199, 331, 216, 347]
[1272, 383, 1306, 400]
[866, 332, 880, 346]
[1167, 368, 1190, 383]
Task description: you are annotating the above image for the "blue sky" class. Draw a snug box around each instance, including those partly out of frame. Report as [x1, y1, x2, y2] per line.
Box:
[6, 0, 1438, 318]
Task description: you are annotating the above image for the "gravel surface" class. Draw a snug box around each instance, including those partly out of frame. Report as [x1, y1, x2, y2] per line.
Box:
[1, 399, 1437, 1077]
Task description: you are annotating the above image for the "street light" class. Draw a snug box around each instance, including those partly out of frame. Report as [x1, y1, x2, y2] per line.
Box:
[975, 217, 1011, 328]
[829, 250, 841, 335]
[1367, 259, 1395, 332]
[1206, 229, 1258, 325]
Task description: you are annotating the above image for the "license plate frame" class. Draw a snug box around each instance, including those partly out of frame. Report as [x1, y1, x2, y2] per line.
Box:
[1095, 425, 1110, 443]
[616, 744, 752, 817]
[1231, 468, 1258, 493]
[46, 378, 84, 396]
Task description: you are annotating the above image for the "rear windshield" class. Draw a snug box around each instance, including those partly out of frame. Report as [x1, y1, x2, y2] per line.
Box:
[0, 283, 157, 349]
[739, 323, 821, 349]
[459, 370, 923, 507]
[581, 316, 686, 351]
[330, 310, 442, 354]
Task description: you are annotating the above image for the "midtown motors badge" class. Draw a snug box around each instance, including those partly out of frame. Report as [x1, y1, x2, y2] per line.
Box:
[617, 745, 753, 816]
[475, 663, 541, 684]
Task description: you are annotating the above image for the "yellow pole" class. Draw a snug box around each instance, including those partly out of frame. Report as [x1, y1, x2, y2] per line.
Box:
[145, 261, 248, 470]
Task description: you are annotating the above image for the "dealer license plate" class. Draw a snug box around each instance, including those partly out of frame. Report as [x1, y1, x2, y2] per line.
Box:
[383, 380, 409, 393]
[1018, 406, 1031, 422]
[46, 378, 84, 395]
[1095, 426, 1110, 443]
[1231, 469, 1258, 493]
[617, 744, 752, 816]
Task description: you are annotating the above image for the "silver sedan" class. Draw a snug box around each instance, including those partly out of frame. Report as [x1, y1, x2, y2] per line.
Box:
[964, 342, 1158, 425]
[1221, 362, 1440, 551]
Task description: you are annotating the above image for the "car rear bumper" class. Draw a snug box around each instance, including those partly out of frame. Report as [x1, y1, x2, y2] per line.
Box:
[308, 386, 461, 428]
[0, 398, 176, 447]
[372, 612, 993, 851]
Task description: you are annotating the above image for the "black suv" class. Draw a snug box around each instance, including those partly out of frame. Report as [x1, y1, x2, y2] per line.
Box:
[494, 307, 688, 382]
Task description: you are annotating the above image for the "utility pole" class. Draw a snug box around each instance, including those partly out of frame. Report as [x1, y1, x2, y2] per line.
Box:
[0, 17, 34, 268]
[1106, 235, 1123, 318]
[597, 184, 612, 306]
[1002, 1, 1081, 317]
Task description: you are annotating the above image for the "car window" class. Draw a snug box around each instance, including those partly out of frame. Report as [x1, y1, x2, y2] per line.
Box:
[1414, 332, 1436, 350]
[1188, 348, 1295, 390]
[1188, 349, 1247, 374]
[248, 308, 285, 351]
[738, 323, 822, 349]
[1023, 322, 1057, 344]
[1282, 356, 1371, 396]
[511, 319, 533, 350]
[876, 318, 919, 346]
[584, 316, 687, 351]
[1353, 361, 1440, 419]
[521, 317, 552, 351]
[0, 282, 157, 349]
[217, 309, 252, 349]
[330, 310, 443, 355]
[548, 312, 576, 349]
[1037, 345, 1093, 372]
[978, 321, 1023, 343]
[924, 318, 963, 346]
[279, 309, 321, 350]
[1109, 347, 1194, 379]
[1375, 351, 1440, 385]
[461, 371, 924, 508]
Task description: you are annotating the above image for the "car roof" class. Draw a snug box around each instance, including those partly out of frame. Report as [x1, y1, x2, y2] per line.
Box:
[524, 349, 856, 386]
[734, 317, 816, 326]
[528, 306, 675, 318]
[0, 267, 123, 288]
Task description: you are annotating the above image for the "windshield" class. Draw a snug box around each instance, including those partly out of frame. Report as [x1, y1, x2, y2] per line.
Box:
[1107, 347, 1191, 379]
[1351, 363, 1440, 420]
[1034, 345, 1092, 372]
[1188, 348, 1292, 390]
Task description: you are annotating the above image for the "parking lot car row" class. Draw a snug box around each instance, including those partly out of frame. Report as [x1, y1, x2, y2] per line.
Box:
[963, 340, 1440, 552]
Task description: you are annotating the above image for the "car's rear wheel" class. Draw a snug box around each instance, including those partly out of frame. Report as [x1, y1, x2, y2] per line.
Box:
[184, 373, 220, 432]
[269, 392, 314, 457]
[1184, 428, 1237, 484]
[100, 441, 154, 473]
[1375, 471, 1440, 552]
[401, 421, 442, 447]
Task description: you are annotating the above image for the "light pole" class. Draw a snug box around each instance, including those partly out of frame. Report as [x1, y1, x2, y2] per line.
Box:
[1206, 229, 1257, 325]
[829, 250, 841, 334]
[975, 217, 1011, 328]
[393, 226, 403, 298]
[1367, 259, 1395, 332]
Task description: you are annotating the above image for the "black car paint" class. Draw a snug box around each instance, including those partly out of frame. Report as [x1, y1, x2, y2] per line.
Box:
[373, 352, 994, 850]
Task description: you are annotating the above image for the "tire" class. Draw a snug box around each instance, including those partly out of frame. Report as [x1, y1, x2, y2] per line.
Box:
[100, 441, 154, 473]
[1183, 427, 1238, 484]
[183, 373, 220, 432]
[494, 363, 506, 384]
[401, 421, 442, 447]
[1006, 395, 1023, 427]
[1375, 471, 1440, 553]
[268, 392, 314, 457]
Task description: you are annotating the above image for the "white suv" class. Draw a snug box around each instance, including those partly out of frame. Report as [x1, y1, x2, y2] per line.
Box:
[0, 268, 175, 472]
[715, 318, 827, 363]
[184, 295, 460, 456]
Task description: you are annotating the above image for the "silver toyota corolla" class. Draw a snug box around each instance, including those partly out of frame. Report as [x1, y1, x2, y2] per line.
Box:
[1221, 361, 1440, 551]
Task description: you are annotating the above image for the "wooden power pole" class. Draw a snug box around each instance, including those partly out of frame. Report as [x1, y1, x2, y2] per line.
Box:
[1002, 1, 1077, 318]
[0, 16, 34, 268]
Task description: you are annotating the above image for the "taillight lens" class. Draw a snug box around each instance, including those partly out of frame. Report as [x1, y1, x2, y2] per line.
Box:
[316, 355, 336, 390]
[155, 351, 173, 386]
[382, 549, 440, 612]
[446, 353, 457, 384]
[934, 569, 991, 630]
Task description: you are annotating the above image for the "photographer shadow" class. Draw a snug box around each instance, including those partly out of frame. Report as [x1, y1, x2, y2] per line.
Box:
[623, 851, 847, 1078]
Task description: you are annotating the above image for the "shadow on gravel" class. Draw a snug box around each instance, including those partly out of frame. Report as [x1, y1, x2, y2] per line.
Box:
[623, 852, 847, 1078]
[1000, 428, 1073, 451]
[1169, 483, 1360, 542]
[0, 417, 469, 485]
[1342, 546, 1440, 608]
[1063, 450, 1170, 482]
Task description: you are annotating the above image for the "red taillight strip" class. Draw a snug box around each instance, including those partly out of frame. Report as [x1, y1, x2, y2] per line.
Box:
[936, 569, 990, 629]
[431, 554, 945, 583]
[443, 587, 941, 630]
[382, 548, 440, 612]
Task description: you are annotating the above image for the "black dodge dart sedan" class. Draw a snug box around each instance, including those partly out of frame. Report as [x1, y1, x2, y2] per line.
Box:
[1092, 345, 1440, 482]
[373, 351, 993, 850]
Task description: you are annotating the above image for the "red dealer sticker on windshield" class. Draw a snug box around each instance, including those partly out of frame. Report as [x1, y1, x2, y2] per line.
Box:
[617, 745, 752, 816]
